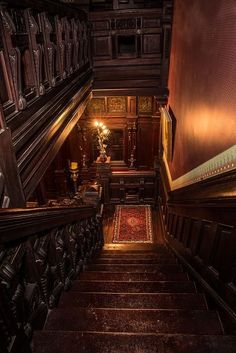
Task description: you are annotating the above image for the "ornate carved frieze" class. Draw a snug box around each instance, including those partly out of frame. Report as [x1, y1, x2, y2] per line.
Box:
[138, 96, 153, 114]
[107, 96, 126, 113]
[87, 97, 106, 114]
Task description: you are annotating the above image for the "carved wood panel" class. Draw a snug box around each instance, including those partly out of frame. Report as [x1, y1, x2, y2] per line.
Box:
[90, 3, 173, 92]
[163, 206, 236, 313]
[0, 207, 103, 352]
[0, 1, 90, 117]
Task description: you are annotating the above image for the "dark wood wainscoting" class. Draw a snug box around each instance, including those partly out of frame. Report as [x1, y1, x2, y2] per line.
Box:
[158, 170, 236, 329]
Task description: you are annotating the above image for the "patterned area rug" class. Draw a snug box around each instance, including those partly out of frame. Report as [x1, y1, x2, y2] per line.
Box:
[112, 205, 153, 243]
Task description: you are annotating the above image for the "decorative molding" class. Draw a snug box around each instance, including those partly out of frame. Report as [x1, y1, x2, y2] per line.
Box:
[163, 145, 236, 191]
[107, 96, 126, 113]
[138, 96, 152, 113]
[86, 97, 106, 114]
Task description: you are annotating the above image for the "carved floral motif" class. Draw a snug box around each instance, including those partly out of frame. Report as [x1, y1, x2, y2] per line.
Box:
[87, 98, 106, 114]
[138, 96, 153, 113]
[107, 96, 126, 113]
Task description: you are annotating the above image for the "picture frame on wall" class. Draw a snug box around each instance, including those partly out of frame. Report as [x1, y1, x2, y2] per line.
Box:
[160, 106, 172, 162]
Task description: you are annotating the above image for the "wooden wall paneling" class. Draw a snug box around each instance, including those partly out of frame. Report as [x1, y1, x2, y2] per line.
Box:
[137, 116, 153, 169]
[166, 211, 172, 235]
[188, 219, 202, 256]
[161, 204, 236, 314]
[142, 31, 161, 58]
[92, 33, 112, 59]
[214, 226, 236, 283]
[171, 213, 178, 238]
[167, 171, 236, 227]
[182, 217, 192, 248]
[151, 98, 161, 167]
[176, 214, 184, 241]
[90, 6, 172, 93]
[127, 95, 137, 115]
[161, 23, 172, 86]
[197, 221, 217, 266]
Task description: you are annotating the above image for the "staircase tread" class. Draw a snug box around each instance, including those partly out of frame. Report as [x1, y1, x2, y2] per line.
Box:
[71, 280, 196, 293]
[80, 271, 189, 281]
[32, 332, 236, 353]
[94, 258, 178, 264]
[102, 244, 167, 250]
[87, 264, 183, 273]
[45, 308, 223, 335]
[58, 292, 207, 309]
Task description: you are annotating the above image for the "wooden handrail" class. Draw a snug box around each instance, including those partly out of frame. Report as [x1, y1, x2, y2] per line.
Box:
[0, 205, 96, 243]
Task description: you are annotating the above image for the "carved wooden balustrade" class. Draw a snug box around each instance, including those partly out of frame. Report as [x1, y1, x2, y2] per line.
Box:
[0, 205, 103, 353]
[0, 0, 90, 116]
[0, 0, 93, 202]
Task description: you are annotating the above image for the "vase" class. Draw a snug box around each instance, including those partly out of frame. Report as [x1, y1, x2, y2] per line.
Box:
[98, 151, 107, 162]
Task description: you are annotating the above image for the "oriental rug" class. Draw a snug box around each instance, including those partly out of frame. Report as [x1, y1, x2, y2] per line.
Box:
[112, 205, 153, 243]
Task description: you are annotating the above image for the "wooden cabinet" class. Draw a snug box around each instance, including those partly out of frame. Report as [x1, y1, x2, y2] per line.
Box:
[109, 170, 157, 204]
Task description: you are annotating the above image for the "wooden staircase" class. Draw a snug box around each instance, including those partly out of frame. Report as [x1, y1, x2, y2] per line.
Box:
[32, 244, 236, 353]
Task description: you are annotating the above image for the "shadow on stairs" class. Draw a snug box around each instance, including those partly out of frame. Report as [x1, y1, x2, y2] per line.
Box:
[32, 244, 236, 353]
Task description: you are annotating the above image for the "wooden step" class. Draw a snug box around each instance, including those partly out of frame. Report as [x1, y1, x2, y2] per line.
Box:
[94, 258, 177, 264]
[98, 252, 175, 259]
[58, 292, 207, 310]
[71, 280, 196, 293]
[101, 247, 169, 254]
[45, 308, 223, 335]
[87, 264, 183, 273]
[102, 244, 168, 251]
[80, 271, 189, 281]
[32, 332, 236, 353]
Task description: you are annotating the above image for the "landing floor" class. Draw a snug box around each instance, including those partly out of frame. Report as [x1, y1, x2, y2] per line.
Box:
[103, 206, 164, 246]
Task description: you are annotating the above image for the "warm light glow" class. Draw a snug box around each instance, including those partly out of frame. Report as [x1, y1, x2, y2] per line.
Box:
[94, 121, 99, 127]
[70, 162, 78, 170]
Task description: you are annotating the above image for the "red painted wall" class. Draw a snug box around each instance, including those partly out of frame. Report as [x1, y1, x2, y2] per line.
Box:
[168, 0, 236, 179]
